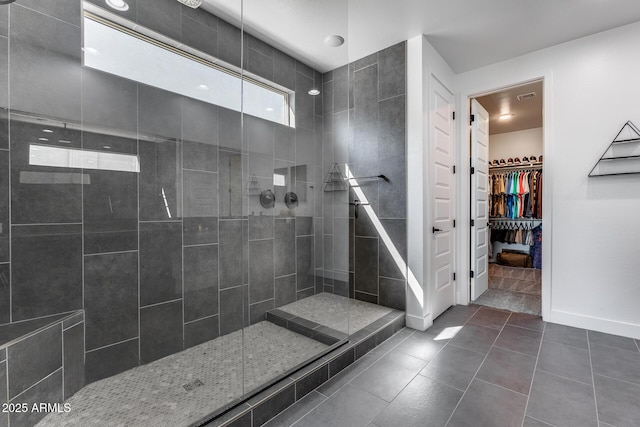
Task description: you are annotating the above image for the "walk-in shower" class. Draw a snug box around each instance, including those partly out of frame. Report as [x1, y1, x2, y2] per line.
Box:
[0, 0, 409, 425]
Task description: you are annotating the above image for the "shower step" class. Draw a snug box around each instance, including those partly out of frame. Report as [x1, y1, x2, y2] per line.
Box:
[206, 308, 405, 427]
[266, 309, 348, 345]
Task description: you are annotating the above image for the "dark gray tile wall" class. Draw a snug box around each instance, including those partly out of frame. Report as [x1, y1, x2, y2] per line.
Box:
[0, 0, 325, 390]
[322, 42, 407, 309]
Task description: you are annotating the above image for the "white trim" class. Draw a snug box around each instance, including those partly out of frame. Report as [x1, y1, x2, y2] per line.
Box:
[405, 313, 433, 331]
[455, 69, 554, 324]
[548, 310, 640, 340]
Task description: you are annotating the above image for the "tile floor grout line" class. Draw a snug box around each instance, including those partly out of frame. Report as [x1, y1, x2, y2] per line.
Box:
[316, 328, 415, 400]
[533, 368, 594, 387]
[286, 392, 330, 427]
[586, 330, 602, 427]
[591, 371, 640, 388]
[492, 343, 539, 359]
[442, 310, 514, 426]
[526, 414, 555, 426]
[474, 377, 529, 398]
[587, 340, 640, 355]
[521, 320, 546, 427]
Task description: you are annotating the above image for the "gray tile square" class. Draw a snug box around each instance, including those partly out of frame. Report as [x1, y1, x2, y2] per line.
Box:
[476, 346, 536, 394]
[85, 339, 139, 384]
[219, 220, 245, 289]
[420, 344, 485, 391]
[526, 370, 597, 427]
[184, 245, 219, 322]
[12, 225, 83, 320]
[351, 350, 426, 402]
[378, 42, 405, 101]
[594, 373, 640, 427]
[63, 323, 85, 400]
[9, 369, 62, 427]
[373, 375, 462, 427]
[85, 252, 138, 351]
[588, 330, 639, 352]
[394, 331, 446, 362]
[506, 312, 545, 332]
[544, 322, 588, 349]
[449, 324, 500, 354]
[7, 324, 62, 399]
[139, 222, 182, 306]
[590, 343, 640, 386]
[140, 300, 183, 364]
[295, 384, 388, 427]
[249, 239, 274, 304]
[467, 306, 510, 330]
[447, 379, 527, 427]
[494, 325, 542, 356]
[537, 340, 593, 385]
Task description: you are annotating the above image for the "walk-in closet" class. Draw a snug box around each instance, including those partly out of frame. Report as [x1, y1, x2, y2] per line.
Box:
[472, 81, 543, 315]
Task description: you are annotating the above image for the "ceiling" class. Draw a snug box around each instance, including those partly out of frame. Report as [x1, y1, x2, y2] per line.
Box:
[475, 81, 543, 135]
[203, 0, 640, 73]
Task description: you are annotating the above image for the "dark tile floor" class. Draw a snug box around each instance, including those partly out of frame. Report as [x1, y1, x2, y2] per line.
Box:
[263, 305, 640, 427]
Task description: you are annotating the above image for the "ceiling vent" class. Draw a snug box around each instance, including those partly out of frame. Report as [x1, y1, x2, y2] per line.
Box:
[176, 0, 202, 8]
[517, 92, 536, 101]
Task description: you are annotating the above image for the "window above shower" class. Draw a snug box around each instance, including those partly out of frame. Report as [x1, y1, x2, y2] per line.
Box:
[82, 2, 294, 127]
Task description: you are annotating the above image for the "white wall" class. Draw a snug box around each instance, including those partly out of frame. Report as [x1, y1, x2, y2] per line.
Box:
[455, 21, 640, 339]
[489, 127, 543, 163]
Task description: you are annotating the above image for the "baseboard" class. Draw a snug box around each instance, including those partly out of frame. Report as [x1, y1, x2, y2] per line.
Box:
[406, 313, 433, 331]
[547, 309, 640, 340]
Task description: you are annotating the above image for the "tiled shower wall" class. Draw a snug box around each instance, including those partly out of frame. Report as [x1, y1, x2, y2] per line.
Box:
[320, 43, 407, 311]
[0, 0, 323, 384]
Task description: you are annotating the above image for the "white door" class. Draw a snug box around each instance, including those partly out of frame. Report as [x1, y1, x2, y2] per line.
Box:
[471, 99, 489, 300]
[430, 78, 456, 319]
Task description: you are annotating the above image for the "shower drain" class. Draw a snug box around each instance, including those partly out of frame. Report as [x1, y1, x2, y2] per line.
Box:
[183, 379, 204, 392]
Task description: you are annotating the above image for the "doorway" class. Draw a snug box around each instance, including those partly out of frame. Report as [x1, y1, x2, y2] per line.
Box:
[469, 80, 544, 315]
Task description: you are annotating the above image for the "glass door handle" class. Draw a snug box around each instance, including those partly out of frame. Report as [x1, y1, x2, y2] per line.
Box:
[432, 227, 443, 233]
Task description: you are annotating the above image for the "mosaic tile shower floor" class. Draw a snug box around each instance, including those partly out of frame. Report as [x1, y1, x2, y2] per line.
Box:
[277, 293, 394, 334]
[38, 322, 328, 427]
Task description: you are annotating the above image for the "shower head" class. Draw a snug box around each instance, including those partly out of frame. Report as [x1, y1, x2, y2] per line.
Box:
[176, 0, 202, 8]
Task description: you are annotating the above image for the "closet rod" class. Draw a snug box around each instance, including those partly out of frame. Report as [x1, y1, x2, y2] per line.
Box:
[489, 218, 542, 221]
[489, 164, 543, 172]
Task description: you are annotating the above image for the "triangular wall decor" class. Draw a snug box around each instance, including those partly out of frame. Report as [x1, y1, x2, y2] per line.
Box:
[589, 121, 640, 177]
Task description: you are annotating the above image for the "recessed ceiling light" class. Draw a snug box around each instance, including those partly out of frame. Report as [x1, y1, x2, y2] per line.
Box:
[59, 140, 72, 144]
[42, 129, 53, 133]
[265, 107, 274, 112]
[499, 114, 514, 120]
[197, 84, 209, 90]
[103, 145, 112, 149]
[38, 138, 48, 141]
[105, 0, 129, 11]
[324, 35, 345, 47]
[83, 47, 99, 55]
[308, 89, 320, 96]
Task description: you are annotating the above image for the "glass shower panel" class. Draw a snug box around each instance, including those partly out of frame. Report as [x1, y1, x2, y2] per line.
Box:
[239, 0, 350, 398]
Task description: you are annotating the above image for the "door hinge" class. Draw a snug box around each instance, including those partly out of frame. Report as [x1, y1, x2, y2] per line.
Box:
[452, 165, 456, 174]
[471, 167, 475, 175]
[470, 114, 475, 125]
[470, 270, 475, 278]
[452, 111, 456, 120]
[453, 272, 456, 281]
[471, 219, 475, 227]
[453, 219, 456, 228]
